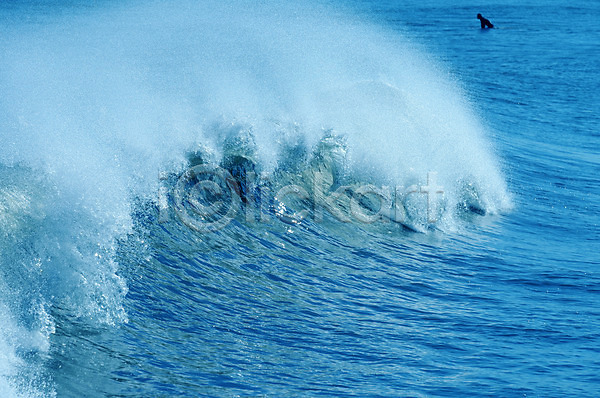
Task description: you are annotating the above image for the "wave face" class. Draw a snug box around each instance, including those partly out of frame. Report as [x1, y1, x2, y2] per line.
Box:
[0, 0, 511, 396]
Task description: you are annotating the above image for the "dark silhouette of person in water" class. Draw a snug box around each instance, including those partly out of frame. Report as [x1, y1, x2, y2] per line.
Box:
[477, 13, 494, 29]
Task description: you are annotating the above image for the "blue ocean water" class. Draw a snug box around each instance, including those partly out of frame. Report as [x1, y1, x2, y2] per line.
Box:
[0, 0, 598, 397]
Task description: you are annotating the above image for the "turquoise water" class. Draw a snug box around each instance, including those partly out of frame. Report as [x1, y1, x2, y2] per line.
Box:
[0, 0, 598, 396]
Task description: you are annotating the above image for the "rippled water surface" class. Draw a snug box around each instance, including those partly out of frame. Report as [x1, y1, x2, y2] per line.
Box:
[0, 0, 598, 396]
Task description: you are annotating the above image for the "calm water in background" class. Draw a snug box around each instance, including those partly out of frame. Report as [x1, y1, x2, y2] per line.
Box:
[0, 0, 598, 397]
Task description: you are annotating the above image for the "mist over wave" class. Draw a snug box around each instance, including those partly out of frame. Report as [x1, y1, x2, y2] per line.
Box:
[0, 0, 510, 395]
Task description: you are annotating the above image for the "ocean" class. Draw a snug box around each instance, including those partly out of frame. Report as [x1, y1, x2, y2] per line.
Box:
[0, 0, 598, 396]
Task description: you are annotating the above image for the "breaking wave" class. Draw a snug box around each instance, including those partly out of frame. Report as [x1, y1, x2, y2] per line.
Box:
[0, 0, 511, 395]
